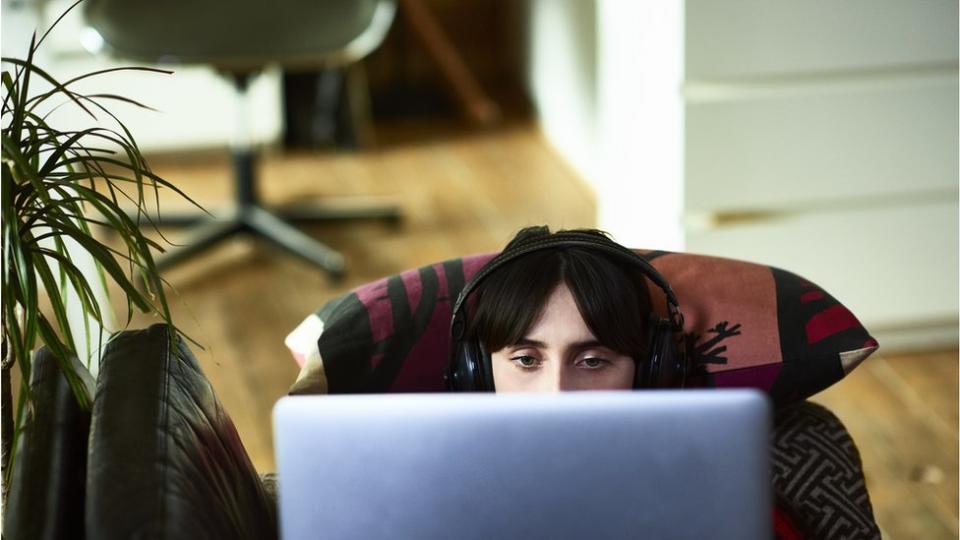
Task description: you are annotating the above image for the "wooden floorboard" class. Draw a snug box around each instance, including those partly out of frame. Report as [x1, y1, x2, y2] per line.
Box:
[99, 118, 955, 540]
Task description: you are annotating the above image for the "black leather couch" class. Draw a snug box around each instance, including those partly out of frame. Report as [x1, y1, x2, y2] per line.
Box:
[5, 324, 880, 539]
[6, 324, 277, 539]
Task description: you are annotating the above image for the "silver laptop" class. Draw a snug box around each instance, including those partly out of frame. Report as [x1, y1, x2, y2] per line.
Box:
[273, 390, 771, 540]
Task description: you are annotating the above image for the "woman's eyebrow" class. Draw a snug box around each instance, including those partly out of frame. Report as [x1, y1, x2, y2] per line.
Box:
[569, 340, 606, 350]
[513, 338, 547, 348]
[513, 338, 606, 350]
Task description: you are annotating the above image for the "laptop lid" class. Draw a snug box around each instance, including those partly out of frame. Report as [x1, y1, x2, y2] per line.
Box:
[274, 390, 771, 540]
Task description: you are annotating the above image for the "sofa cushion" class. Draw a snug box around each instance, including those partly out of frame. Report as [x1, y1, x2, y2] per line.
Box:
[6, 349, 95, 540]
[287, 251, 877, 405]
[771, 401, 880, 538]
[86, 324, 277, 539]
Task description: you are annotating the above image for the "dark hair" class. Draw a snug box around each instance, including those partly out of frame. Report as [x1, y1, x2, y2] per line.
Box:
[466, 226, 653, 359]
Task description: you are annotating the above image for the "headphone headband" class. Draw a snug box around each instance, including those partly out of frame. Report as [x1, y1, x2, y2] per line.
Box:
[451, 232, 683, 340]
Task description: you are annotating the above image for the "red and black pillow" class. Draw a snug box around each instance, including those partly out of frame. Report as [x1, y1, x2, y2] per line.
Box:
[285, 250, 878, 406]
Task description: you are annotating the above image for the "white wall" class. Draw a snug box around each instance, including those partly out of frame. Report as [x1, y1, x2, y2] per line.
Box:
[524, 0, 685, 250]
[595, 2, 683, 250]
[524, 0, 600, 193]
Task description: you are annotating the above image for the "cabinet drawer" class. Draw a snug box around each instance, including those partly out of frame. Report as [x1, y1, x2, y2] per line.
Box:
[686, 79, 958, 212]
[686, 0, 958, 80]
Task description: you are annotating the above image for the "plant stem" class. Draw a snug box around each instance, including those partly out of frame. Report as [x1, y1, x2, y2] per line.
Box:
[1, 337, 11, 514]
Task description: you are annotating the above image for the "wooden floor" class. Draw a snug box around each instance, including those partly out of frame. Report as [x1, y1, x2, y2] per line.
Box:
[815, 351, 958, 539]
[112, 119, 955, 540]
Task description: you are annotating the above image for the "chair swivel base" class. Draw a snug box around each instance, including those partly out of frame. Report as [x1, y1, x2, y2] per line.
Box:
[145, 201, 402, 228]
[153, 204, 388, 280]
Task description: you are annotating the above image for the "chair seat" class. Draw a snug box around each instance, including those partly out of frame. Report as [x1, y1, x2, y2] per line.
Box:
[84, 0, 390, 71]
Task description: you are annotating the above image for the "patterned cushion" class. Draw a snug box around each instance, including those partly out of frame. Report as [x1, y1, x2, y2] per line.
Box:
[286, 250, 878, 404]
[771, 401, 880, 538]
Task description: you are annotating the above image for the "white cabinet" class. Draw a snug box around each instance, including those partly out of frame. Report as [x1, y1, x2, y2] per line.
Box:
[684, 0, 959, 351]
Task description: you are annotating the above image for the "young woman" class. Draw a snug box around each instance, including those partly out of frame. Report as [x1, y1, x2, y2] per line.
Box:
[449, 225, 689, 392]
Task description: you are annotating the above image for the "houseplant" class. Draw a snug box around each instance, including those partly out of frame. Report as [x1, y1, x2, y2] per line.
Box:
[1, 0, 199, 505]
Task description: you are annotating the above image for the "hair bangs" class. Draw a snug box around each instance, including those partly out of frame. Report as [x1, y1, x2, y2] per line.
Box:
[561, 249, 652, 359]
[468, 245, 652, 358]
[468, 250, 563, 352]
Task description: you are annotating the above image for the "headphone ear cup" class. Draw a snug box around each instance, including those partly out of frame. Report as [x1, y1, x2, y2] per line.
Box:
[447, 340, 471, 391]
[478, 341, 494, 391]
[655, 323, 678, 388]
[449, 340, 491, 392]
[637, 313, 659, 388]
[640, 315, 679, 389]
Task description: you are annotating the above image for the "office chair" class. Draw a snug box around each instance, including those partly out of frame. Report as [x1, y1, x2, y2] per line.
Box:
[83, 0, 401, 279]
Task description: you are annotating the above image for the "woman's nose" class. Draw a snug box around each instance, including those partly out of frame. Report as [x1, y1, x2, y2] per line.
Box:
[548, 364, 580, 392]
[532, 359, 565, 392]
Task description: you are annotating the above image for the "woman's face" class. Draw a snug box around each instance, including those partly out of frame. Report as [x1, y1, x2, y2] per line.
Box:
[490, 283, 636, 392]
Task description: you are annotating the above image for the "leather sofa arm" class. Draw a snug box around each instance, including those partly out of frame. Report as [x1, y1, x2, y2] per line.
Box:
[85, 324, 277, 540]
[6, 349, 96, 539]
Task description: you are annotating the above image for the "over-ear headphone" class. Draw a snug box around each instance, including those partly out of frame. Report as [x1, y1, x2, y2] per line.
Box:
[446, 232, 690, 392]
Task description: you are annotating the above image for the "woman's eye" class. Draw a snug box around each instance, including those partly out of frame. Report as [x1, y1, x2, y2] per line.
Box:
[578, 357, 609, 369]
[510, 355, 540, 369]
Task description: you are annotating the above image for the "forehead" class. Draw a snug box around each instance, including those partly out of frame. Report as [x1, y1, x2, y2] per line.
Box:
[524, 284, 597, 343]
